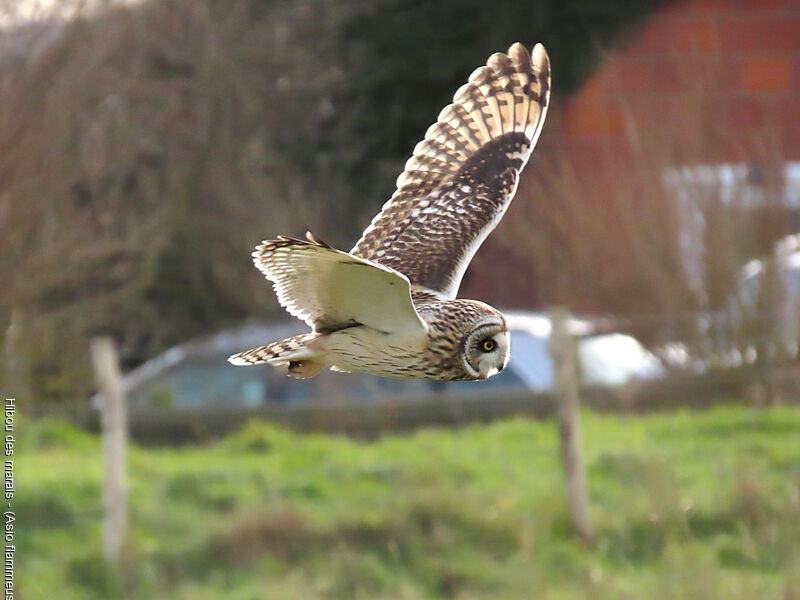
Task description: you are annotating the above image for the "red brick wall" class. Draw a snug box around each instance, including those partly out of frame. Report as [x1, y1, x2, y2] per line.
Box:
[559, 0, 800, 173]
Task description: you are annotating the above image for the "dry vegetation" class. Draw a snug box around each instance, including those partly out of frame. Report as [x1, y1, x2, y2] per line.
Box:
[0, 0, 344, 402]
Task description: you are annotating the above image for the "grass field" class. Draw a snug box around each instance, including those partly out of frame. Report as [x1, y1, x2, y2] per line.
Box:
[17, 405, 800, 599]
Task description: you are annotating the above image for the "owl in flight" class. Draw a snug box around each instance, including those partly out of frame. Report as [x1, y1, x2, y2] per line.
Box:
[230, 43, 550, 380]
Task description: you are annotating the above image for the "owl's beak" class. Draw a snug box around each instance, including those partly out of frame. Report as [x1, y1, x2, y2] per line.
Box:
[485, 367, 499, 378]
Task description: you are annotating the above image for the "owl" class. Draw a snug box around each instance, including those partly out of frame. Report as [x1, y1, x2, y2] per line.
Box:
[230, 43, 550, 381]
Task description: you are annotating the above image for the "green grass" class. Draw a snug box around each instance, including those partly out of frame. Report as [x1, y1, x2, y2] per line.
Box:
[17, 405, 800, 599]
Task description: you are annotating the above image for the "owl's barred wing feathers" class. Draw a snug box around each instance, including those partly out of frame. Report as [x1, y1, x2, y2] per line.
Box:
[351, 43, 550, 299]
[249, 233, 428, 336]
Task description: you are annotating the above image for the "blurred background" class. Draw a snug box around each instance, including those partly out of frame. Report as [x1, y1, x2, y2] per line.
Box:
[4, 0, 800, 598]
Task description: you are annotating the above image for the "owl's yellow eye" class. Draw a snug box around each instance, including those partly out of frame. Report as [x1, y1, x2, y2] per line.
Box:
[482, 339, 496, 352]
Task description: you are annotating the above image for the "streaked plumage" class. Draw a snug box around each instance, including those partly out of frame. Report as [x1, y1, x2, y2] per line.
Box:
[230, 43, 551, 380]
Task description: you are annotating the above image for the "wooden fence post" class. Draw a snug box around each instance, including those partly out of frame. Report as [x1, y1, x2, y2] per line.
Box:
[549, 307, 593, 544]
[90, 337, 128, 566]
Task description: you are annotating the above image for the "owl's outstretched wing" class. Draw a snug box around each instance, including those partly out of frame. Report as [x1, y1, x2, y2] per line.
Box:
[249, 233, 427, 336]
[351, 43, 550, 299]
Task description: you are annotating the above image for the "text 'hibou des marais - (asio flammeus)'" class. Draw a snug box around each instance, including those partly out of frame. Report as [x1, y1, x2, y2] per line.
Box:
[230, 43, 550, 381]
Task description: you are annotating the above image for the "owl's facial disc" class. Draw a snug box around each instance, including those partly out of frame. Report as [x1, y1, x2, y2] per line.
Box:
[462, 318, 510, 380]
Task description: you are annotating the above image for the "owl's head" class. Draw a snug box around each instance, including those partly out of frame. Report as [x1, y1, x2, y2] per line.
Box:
[461, 313, 510, 380]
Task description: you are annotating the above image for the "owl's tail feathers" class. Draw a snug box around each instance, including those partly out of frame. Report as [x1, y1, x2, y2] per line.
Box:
[228, 333, 327, 378]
